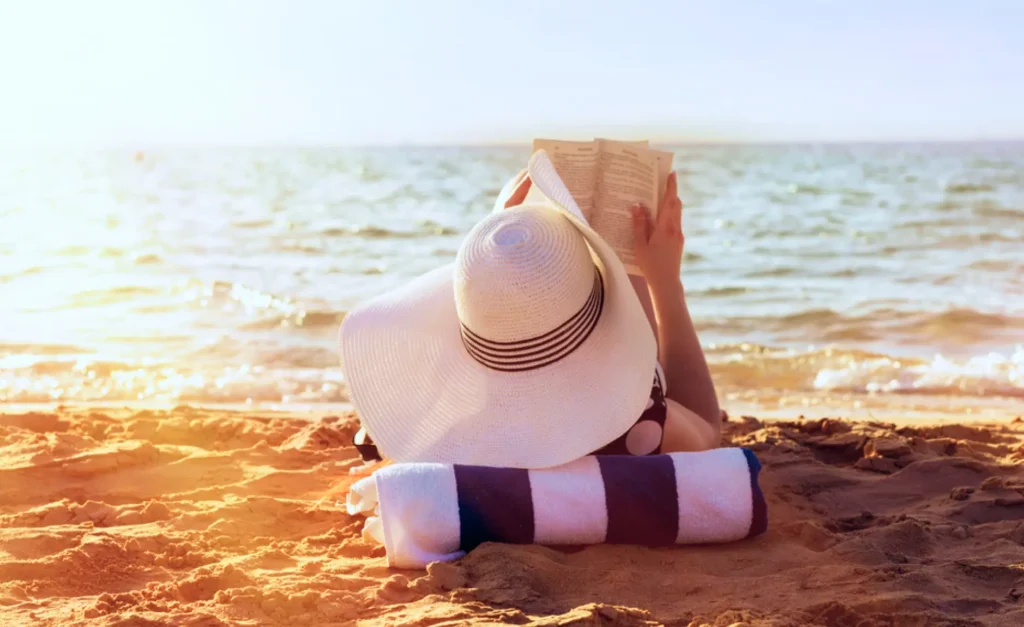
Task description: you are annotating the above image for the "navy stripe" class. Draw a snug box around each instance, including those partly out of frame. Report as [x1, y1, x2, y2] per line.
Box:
[352, 428, 382, 462]
[459, 269, 605, 372]
[454, 465, 534, 550]
[742, 448, 768, 538]
[597, 455, 678, 546]
[461, 267, 601, 348]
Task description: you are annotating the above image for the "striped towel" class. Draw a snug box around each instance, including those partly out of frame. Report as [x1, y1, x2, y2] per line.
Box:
[347, 448, 767, 568]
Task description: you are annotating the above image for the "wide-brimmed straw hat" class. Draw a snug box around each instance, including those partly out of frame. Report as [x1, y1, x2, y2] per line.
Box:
[338, 150, 656, 469]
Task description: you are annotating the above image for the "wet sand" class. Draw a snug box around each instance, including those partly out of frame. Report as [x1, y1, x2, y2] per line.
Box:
[2, 406, 1024, 626]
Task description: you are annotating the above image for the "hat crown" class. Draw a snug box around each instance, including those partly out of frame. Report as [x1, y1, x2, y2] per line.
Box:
[454, 205, 595, 343]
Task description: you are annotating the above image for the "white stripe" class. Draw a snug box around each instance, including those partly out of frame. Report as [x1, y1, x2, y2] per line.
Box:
[346, 476, 378, 516]
[672, 448, 753, 543]
[529, 456, 608, 545]
[374, 463, 465, 568]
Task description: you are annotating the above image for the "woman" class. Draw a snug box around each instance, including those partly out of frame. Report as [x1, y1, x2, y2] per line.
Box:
[340, 151, 719, 469]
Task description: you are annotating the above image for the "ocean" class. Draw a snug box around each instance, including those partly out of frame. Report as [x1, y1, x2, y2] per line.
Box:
[2, 143, 1022, 416]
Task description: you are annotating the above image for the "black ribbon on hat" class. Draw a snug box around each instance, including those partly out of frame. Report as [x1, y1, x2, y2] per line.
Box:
[460, 267, 605, 372]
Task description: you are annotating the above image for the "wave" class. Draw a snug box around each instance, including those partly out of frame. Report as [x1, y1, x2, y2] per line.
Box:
[905, 232, 1024, 250]
[945, 182, 995, 194]
[693, 286, 749, 298]
[0, 265, 45, 281]
[319, 220, 459, 239]
[749, 226, 844, 239]
[56, 245, 94, 256]
[298, 310, 347, 329]
[896, 216, 966, 230]
[66, 286, 165, 308]
[4, 341, 1021, 405]
[259, 347, 340, 369]
[320, 225, 393, 238]
[187, 282, 346, 334]
[699, 307, 1024, 345]
[62, 286, 164, 309]
[132, 253, 164, 266]
[231, 218, 275, 229]
[240, 309, 346, 332]
[972, 201, 1023, 219]
[827, 268, 880, 278]
[786, 183, 826, 195]
[967, 259, 1023, 273]
[0, 343, 93, 356]
[706, 344, 1024, 401]
[0, 360, 349, 404]
[812, 348, 1024, 399]
[277, 241, 324, 254]
[743, 266, 799, 278]
[840, 188, 874, 206]
[954, 232, 1022, 245]
[0, 356, 156, 377]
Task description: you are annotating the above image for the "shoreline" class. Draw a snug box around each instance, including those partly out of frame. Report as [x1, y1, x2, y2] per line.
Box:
[2, 405, 1024, 625]
[3, 390, 1021, 424]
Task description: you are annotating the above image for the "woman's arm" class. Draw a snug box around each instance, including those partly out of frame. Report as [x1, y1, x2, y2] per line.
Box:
[629, 275, 659, 339]
[649, 281, 721, 434]
[631, 172, 721, 439]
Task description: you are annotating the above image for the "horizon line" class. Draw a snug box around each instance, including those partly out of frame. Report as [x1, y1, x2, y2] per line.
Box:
[3, 137, 1023, 152]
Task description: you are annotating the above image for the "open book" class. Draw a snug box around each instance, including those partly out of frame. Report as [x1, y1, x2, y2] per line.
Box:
[530, 139, 674, 275]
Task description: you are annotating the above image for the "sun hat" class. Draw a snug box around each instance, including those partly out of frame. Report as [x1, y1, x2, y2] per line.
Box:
[338, 150, 657, 469]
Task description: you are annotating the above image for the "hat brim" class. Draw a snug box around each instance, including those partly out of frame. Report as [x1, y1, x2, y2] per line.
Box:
[339, 151, 657, 469]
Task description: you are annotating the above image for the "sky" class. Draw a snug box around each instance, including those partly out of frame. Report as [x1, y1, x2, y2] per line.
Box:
[1, 0, 1022, 145]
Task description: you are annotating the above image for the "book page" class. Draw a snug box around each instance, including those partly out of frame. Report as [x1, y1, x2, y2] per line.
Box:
[531, 139, 600, 220]
[603, 141, 673, 206]
[591, 140, 659, 273]
[598, 139, 649, 149]
[595, 140, 673, 207]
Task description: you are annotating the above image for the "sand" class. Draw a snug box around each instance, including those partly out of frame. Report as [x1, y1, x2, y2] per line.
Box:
[2, 407, 1024, 626]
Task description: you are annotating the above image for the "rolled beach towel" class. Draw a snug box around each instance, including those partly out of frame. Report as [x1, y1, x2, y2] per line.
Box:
[347, 448, 767, 569]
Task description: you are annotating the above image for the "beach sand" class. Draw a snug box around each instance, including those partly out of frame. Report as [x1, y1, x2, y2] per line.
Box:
[2, 407, 1024, 626]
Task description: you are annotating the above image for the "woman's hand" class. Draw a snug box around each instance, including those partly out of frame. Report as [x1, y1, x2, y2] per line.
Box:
[503, 174, 532, 209]
[631, 172, 684, 294]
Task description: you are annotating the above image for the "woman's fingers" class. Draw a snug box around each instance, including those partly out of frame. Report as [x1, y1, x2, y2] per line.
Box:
[660, 172, 683, 233]
[504, 175, 532, 209]
[656, 172, 680, 231]
[631, 205, 651, 252]
[668, 172, 682, 232]
[655, 174, 673, 230]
